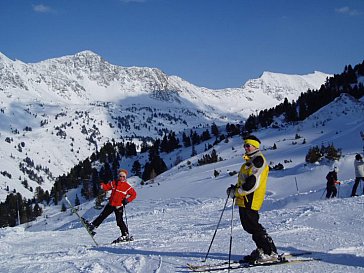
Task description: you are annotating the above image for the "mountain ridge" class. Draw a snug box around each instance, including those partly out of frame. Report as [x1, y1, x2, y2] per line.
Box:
[1, 51, 330, 105]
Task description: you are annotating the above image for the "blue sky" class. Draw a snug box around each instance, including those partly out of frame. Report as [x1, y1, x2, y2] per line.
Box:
[1, 0, 364, 89]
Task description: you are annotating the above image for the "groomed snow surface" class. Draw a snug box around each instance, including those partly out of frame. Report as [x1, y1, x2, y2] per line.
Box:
[1, 190, 363, 273]
[1, 93, 364, 273]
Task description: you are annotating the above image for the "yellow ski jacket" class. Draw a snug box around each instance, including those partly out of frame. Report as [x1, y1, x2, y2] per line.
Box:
[234, 150, 269, 211]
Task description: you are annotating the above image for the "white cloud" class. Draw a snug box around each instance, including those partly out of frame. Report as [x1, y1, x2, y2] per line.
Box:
[335, 6, 361, 16]
[33, 4, 53, 13]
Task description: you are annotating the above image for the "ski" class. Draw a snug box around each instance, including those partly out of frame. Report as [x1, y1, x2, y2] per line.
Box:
[188, 258, 315, 272]
[64, 196, 99, 246]
[187, 252, 316, 271]
[187, 257, 317, 272]
[187, 261, 240, 271]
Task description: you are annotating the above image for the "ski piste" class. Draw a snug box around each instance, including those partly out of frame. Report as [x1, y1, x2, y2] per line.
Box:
[187, 252, 318, 272]
[64, 196, 99, 246]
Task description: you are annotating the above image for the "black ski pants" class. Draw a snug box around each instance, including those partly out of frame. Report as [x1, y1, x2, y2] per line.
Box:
[238, 207, 277, 255]
[92, 203, 128, 236]
[326, 185, 337, 198]
[351, 177, 364, 196]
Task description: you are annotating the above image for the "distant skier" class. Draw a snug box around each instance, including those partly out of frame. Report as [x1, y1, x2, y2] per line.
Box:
[226, 135, 278, 264]
[85, 169, 137, 242]
[325, 167, 341, 198]
[351, 154, 364, 197]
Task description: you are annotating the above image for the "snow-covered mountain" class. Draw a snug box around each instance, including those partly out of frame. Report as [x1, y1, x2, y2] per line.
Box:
[0, 50, 330, 108]
[243, 70, 329, 101]
[0, 51, 331, 200]
[1, 92, 363, 273]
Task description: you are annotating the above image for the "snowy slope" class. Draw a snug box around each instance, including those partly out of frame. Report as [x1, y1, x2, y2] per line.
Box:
[0, 94, 363, 273]
[1, 195, 363, 273]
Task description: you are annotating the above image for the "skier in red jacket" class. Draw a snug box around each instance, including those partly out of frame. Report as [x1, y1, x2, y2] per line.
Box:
[86, 169, 137, 242]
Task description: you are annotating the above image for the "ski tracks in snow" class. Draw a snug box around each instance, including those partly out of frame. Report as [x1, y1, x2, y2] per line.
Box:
[1, 196, 364, 272]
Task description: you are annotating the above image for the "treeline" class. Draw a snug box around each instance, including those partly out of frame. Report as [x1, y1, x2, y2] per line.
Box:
[50, 123, 243, 206]
[0, 192, 43, 227]
[245, 61, 364, 131]
[305, 143, 342, 163]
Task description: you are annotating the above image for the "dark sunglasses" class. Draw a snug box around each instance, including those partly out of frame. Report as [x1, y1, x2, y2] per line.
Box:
[243, 144, 252, 148]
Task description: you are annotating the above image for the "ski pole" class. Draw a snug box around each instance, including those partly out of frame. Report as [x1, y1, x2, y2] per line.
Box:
[124, 205, 128, 229]
[203, 194, 230, 262]
[337, 184, 340, 198]
[228, 198, 235, 273]
[295, 177, 299, 194]
[320, 188, 326, 199]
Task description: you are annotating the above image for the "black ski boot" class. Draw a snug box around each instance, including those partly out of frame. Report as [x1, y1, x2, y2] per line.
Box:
[241, 248, 263, 263]
[81, 218, 96, 236]
[241, 248, 279, 264]
[111, 234, 134, 244]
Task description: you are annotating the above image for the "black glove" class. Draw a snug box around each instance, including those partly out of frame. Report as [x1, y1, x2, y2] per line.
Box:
[122, 199, 129, 206]
[226, 184, 236, 198]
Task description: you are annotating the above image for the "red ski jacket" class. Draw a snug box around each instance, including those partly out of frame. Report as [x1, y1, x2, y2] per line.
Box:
[101, 180, 137, 207]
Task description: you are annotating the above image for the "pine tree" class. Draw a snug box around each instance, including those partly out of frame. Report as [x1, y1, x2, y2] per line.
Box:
[211, 123, 219, 137]
[201, 129, 211, 141]
[100, 163, 113, 182]
[0, 203, 9, 227]
[168, 131, 180, 151]
[140, 140, 149, 153]
[182, 132, 191, 147]
[75, 194, 80, 206]
[190, 130, 200, 145]
[325, 143, 342, 161]
[245, 114, 258, 132]
[125, 142, 137, 157]
[142, 155, 167, 181]
[94, 193, 105, 209]
[132, 160, 142, 177]
[191, 144, 197, 156]
[142, 162, 152, 181]
[305, 146, 322, 163]
[160, 134, 169, 153]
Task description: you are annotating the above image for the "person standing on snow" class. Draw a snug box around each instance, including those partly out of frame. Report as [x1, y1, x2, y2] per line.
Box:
[226, 135, 278, 264]
[351, 154, 364, 197]
[325, 167, 341, 198]
[85, 169, 137, 242]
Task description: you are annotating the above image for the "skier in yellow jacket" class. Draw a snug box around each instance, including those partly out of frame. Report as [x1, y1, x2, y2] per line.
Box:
[227, 135, 278, 264]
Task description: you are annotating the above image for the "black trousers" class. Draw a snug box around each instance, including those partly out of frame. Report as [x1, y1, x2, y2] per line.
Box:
[351, 177, 364, 196]
[92, 203, 128, 236]
[326, 185, 337, 198]
[239, 207, 277, 255]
